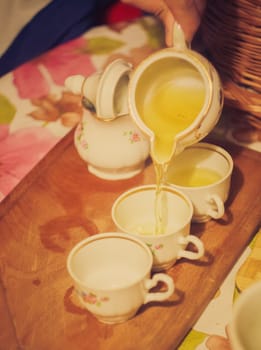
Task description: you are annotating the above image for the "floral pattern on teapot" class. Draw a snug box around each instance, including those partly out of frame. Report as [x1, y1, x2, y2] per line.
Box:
[123, 130, 142, 144]
[75, 121, 88, 149]
[76, 120, 144, 151]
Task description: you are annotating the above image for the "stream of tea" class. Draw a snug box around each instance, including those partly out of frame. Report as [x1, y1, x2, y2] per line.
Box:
[140, 76, 205, 234]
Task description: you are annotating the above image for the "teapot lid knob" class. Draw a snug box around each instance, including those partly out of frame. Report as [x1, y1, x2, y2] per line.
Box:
[65, 74, 85, 94]
[65, 72, 101, 112]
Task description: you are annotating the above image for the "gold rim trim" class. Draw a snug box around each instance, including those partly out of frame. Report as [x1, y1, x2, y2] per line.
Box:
[186, 143, 233, 173]
[167, 143, 233, 188]
[116, 184, 192, 208]
[70, 233, 151, 257]
[67, 233, 153, 291]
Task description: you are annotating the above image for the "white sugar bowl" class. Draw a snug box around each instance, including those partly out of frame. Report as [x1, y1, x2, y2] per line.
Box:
[66, 59, 150, 180]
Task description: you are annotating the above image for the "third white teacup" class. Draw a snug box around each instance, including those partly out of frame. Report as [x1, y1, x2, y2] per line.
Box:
[166, 142, 233, 223]
[112, 185, 204, 271]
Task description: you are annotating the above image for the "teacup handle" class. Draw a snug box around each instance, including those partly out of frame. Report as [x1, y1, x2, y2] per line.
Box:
[144, 274, 175, 303]
[206, 194, 225, 219]
[177, 235, 205, 260]
[173, 22, 189, 50]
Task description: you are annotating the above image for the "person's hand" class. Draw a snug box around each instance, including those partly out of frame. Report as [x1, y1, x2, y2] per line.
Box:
[205, 326, 233, 350]
[206, 335, 232, 350]
[121, 0, 206, 46]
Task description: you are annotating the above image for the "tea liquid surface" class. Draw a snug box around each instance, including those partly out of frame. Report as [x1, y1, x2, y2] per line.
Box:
[167, 167, 222, 187]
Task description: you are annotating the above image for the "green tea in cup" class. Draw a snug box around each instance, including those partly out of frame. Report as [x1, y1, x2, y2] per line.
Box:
[167, 143, 233, 223]
[167, 166, 222, 187]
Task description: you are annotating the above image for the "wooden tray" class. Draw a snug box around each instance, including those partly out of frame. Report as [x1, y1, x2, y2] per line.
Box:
[0, 130, 260, 350]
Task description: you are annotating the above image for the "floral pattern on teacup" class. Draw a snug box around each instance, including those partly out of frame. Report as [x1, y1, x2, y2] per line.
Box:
[77, 289, 110, 306]
[123, 130, 142, 143]
[146, 242, 164, 255]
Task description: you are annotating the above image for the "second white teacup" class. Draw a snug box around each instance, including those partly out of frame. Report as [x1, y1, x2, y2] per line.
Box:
[112, 185, 204, 271]
[166, 142, 233, 223]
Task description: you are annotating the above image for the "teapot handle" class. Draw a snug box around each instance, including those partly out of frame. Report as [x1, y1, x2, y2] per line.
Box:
[172, 22, 190, 50]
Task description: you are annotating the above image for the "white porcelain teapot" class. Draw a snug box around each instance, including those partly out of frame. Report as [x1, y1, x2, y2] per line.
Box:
[127, 23, 224, 163]
[65, 59, 150, 180]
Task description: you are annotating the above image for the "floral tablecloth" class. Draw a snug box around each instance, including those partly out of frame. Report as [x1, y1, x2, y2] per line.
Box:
[0, 16, 260, 349]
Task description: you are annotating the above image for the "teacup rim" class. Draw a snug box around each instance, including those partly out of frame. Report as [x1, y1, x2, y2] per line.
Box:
[67, 232, 153, 291]
[111, 184, 193, 238]
[166, 142, 234, 190]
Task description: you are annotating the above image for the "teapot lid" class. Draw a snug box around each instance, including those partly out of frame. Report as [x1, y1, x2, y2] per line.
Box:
[65, 59, 132, 121]
[96, 59, 132, 120]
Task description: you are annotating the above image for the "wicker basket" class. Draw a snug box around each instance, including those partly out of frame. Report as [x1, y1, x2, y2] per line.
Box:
[201, 0, 261, 129]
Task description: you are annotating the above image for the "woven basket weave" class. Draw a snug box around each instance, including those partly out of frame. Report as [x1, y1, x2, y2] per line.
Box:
[201, 0, 261, 129]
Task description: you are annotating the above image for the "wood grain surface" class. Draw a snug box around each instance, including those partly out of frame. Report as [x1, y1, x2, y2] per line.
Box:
[0, 131, 260, 350]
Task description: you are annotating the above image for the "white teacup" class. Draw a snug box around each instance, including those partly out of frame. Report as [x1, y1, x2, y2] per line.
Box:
[67, 232, 174, 324]
[166, 143, 233, 223]
[228, 281, 261, 350]
[112, 185, 204, 271]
